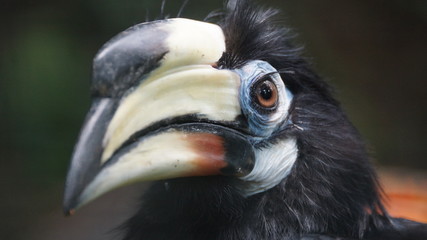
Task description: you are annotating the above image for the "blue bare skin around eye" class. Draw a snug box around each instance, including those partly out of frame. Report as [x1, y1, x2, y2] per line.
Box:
[234, 60, 293, 138]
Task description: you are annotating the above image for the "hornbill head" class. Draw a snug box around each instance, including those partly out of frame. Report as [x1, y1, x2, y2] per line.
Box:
[64, 0, 394, 238]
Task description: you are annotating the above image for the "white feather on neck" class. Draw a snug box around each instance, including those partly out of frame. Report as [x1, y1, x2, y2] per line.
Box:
[239, 137, 298, 196]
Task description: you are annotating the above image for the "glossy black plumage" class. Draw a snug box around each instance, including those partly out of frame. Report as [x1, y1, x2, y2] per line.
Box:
[115, 1, 427, 239]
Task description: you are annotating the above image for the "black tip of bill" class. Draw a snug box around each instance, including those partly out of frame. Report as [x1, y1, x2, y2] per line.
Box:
[63, 98, 117, 215]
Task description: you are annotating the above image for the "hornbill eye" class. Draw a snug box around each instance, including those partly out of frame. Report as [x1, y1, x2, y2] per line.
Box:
[253, 78, 278, 109]
[235, 60, 293, 137]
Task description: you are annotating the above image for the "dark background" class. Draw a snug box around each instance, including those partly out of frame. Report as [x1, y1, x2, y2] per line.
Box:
[1, 0, 426, 239]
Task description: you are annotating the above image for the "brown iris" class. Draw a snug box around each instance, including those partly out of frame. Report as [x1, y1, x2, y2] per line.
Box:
[255, 80, 278, 108]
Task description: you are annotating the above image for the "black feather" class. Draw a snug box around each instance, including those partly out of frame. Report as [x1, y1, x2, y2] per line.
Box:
[216, 0, 335, 104]
[120, 1, 426, 239]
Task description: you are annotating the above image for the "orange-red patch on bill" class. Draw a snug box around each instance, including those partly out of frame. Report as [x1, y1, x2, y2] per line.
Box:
[184, 133, 228, 176]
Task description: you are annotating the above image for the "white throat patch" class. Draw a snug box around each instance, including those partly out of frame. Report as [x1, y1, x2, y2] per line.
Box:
[239, 137, 298, 196]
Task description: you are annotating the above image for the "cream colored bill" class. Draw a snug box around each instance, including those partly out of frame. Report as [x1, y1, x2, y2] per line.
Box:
[101, 67, 241, 163]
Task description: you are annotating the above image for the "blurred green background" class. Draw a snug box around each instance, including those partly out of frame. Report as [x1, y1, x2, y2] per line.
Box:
[1, 0, 426, 239]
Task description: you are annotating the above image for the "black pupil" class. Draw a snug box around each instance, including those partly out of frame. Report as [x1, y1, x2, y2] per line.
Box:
[259, 83, 272, 100]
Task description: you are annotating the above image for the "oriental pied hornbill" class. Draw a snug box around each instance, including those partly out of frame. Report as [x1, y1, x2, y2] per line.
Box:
[63, 0, 427, 239]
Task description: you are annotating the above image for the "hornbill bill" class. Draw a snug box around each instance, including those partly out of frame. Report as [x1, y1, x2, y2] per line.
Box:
[63, 0, 427, 239]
